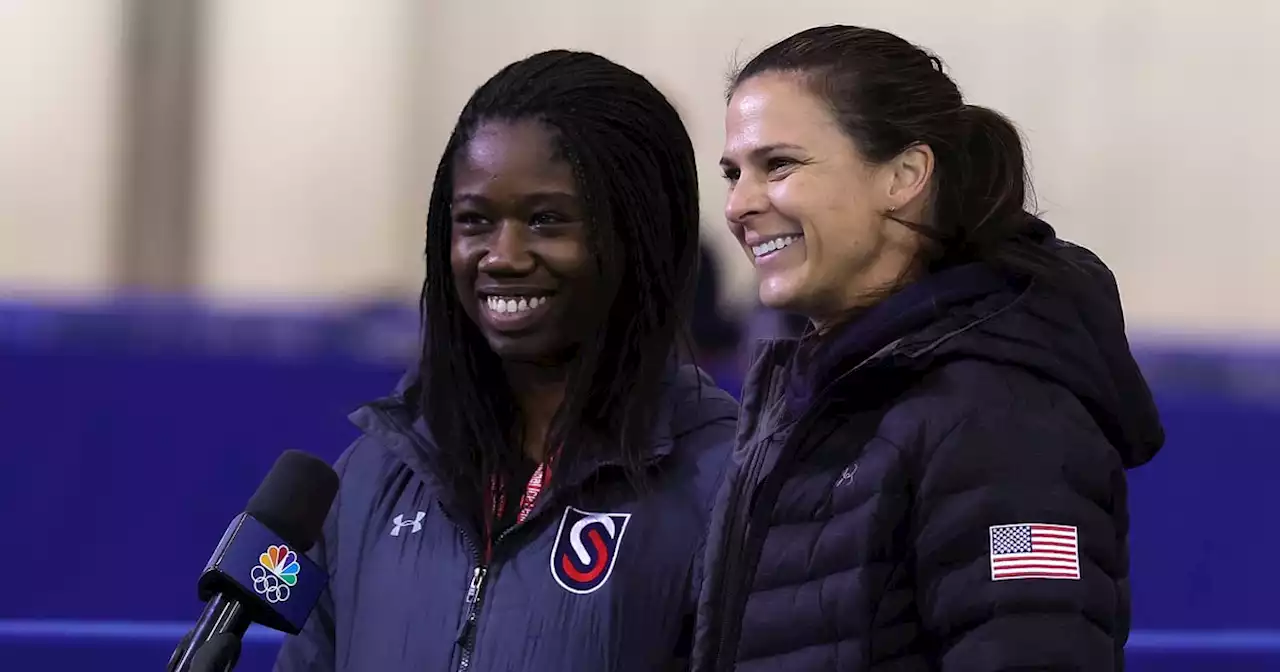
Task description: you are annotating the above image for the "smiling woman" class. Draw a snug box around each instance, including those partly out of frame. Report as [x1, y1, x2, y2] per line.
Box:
[449, 120, 595, 363]
[695, 25, 1163, 672]
[272, 50, 739, 672]
[719, 70, 928, 325]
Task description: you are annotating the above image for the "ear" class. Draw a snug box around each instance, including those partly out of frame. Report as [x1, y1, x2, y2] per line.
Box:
[883, 143, 934, 210]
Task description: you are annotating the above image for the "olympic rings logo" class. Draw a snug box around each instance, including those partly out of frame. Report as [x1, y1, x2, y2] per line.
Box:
[250, 564, 292, 603]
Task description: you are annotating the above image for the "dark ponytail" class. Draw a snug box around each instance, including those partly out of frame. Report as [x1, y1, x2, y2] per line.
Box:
[733, 26, 1063, 281]
[933, 104, 1059, 277]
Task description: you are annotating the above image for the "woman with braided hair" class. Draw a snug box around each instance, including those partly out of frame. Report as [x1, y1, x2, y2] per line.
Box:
[274, 50, 738, 671]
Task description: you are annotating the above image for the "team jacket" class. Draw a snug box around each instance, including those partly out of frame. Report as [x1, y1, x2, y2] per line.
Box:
[274, 363, 738, 671]
[693, 221, 1165, 671]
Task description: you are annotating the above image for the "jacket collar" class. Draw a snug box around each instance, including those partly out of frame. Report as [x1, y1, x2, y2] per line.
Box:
[780, 263, 1013, 418]
[349, 356, 709, 492]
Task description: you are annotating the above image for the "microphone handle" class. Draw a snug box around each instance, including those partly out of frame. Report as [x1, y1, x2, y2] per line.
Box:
[188, 633, 243, 672]
[168, 593, 251, 672]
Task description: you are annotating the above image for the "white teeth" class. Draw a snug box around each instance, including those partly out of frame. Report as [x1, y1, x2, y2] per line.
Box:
[486, 295, 548, 315]
[752, 235, 800, 258]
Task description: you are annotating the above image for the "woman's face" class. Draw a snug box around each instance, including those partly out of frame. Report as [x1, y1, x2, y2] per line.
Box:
[450, 120, 597, 363]
[720, 72, 929, 324]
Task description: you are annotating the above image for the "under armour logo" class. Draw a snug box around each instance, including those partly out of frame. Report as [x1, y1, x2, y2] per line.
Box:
[835, 463, 858, 488]
[391, 511, 425, 536]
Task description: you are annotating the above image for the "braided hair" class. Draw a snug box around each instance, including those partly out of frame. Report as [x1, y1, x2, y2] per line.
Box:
[416, 50, 701, 516]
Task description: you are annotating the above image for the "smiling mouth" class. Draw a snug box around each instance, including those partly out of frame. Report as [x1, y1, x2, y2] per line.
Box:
[480, 293, 555, 330]
[485, 295, 549, 314]
[751, 234, 802, 260]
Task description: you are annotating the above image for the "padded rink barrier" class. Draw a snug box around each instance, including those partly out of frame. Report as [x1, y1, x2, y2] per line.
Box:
[0, 299, 1276, 671]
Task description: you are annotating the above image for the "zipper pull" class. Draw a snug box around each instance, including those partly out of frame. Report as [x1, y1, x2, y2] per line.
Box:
[455, 567, 488, 643]
[465, 566, 487, 606]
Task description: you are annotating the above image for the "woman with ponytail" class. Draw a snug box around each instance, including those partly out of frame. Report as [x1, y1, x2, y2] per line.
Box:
[694, 26, 1164, 671]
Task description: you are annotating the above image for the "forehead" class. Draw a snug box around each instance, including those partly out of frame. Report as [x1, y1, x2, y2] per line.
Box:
[722, 72, 844, 159]
[454, 120, 573, 187]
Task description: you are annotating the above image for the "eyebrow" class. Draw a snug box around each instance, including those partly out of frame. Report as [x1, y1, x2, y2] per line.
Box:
[452, 190, 578, 207]
[719, 142, 808, 167]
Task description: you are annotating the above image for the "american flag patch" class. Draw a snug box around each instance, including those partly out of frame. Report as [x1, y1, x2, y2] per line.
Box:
[989, 523, 1080, 581]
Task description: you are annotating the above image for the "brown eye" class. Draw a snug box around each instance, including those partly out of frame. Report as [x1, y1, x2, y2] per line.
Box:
[530, 211, 568, 228]
[452, 211, 490, 232]
[766, 157, 797, 174]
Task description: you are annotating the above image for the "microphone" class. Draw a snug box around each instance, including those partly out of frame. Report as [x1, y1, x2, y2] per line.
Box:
[168, 450, 340, 672]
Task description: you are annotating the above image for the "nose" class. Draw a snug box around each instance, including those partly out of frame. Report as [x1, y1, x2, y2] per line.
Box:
[725, 174, 768, 228]
[478, 221, 536, 276]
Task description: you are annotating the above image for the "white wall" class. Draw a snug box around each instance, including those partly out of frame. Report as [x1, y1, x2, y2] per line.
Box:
[196, 0, 419, 302]
[2, 0, 1278, 338]
[402, 0, 1280, 336]
[0, 0, 121, 296]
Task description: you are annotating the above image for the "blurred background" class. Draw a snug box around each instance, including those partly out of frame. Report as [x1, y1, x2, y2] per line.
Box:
[1, 0, 1277, 670]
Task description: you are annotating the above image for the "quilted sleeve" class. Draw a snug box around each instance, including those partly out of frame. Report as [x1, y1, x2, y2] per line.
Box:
[674, 392, 738, 670]
[912, 408, 1130, 671]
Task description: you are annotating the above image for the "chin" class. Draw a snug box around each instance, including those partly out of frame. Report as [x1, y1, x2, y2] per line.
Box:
[758, 276, 803, 313]
[485, 337, 541, 361]
[484, 335, 574, 366]
[758, 292, 792, 312]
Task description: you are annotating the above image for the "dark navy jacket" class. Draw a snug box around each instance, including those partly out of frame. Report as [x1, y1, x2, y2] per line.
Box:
[274, 363, 738, 672]
[693, 224, 1165, 671]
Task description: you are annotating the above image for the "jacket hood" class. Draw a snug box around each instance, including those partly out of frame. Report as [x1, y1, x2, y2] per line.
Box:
[789, 219, 1164, 469]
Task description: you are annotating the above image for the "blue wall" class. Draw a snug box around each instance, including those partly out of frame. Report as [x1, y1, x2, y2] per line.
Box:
[1, 300, 1276, 671]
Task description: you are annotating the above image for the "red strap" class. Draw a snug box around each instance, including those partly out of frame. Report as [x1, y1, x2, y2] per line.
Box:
[514, 462, 548, 524]
[485, 461, 552, 562]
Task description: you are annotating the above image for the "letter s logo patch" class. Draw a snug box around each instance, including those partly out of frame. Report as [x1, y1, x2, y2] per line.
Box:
[549, 507, 632, 595]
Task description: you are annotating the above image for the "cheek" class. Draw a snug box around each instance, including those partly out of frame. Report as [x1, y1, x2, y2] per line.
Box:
[545, 238, 594, 280]
[765, 181, 794, 216]
[449, 239, 480, 291]
[448, 245, 465, 278]
[767, 177, 828, 232]
[778, 179, 875, 251]
[755, 179, 875, 310]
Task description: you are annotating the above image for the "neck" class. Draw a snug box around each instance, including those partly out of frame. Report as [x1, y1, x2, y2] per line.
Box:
[504, 361, 568, 463]
[812, 259, 924, 333]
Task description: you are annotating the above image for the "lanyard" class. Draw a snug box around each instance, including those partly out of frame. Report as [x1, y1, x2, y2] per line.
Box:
[485, 461, 551, 562]
[496, 461, 549, 526]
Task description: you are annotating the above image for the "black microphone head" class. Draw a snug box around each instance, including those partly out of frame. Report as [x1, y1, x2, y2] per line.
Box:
[245, 450, 339, 553]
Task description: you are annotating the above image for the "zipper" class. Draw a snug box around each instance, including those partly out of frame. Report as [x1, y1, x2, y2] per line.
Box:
[454, 520, 525, 672]
[453, 458, 618, 670]
[364, 408, 495, 672]
[711, 438, 782, 671]
[366, 406, 647, 670]
[710, 379, 878, 670]
[455, 566, 488, 672]
[710, 395, 834, 671]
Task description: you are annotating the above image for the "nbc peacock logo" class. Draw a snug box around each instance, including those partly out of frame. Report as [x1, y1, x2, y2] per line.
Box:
[250, 544, 300, 603]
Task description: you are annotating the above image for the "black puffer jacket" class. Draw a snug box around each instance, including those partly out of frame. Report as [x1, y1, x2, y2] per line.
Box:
[692, 228, 1164, 671]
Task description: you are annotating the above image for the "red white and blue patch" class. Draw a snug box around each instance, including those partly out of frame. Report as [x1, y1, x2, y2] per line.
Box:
[989, 523, 1081, 581]
[550, 506, 632, 595]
